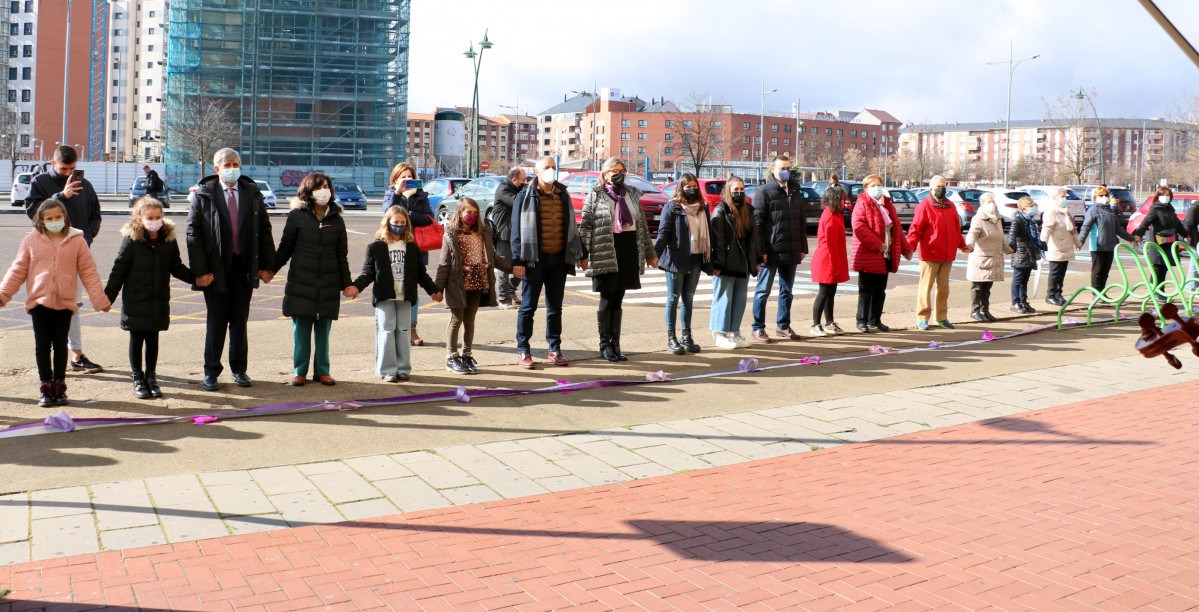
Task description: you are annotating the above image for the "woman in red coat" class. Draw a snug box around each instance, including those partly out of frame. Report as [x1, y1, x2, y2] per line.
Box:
[850, 175, 913, 333]
[809, 178, 850, 336]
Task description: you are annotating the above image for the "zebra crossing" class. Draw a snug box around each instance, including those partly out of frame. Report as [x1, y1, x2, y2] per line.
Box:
[563, 251, 1144, 306]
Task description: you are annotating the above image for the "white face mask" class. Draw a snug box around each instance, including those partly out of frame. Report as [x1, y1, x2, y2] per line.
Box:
[1159, 195, 1171, 204]
[312, 189, 331, 205]
[142, 218, 164, 232]
[1095, 196, 1108, 205]
[540, 168, 557, 185]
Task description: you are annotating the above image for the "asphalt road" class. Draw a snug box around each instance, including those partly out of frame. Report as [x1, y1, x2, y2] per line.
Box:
[0, 205, 1111, 333]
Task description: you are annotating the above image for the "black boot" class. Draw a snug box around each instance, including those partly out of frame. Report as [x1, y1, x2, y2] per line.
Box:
[1021, 301, 1037, 314]
[611, 310, 628, 361]
[133, 372, 151, 400]
[597, 311, 618, 362]
[146, 372, 163, 398]
[982, 308, 997, 323]
[667, 331, 686, 355]
[970, 285, 985, 321]
[681, 329, 701, 353]
[38, 381, 54, 407]
[53, 379, 68, 406]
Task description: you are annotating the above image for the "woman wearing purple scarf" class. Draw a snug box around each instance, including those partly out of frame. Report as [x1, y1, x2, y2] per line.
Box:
[579, 157, 657, 362]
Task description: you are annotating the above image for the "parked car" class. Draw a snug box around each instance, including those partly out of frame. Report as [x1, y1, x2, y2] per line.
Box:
[422, 177, 471, 210]
[333, 182, 367, 210]
[11, 172, 32, 207]
[661, 178, 726, 210]
[976, 188, 1032, 227]
[1124, 193, 1199, 235]
[255, 181, 277, 209]
[561, 171, 668, 235]
[804, 180, 863, 227]
[1066, 184, 1138, 219]
[128, 176, 171, 208]
[1016, 185, 1087, 225]
[911, 186, 979, 230]
[434, 175, 504, 226]
[884, 188, 920, 229]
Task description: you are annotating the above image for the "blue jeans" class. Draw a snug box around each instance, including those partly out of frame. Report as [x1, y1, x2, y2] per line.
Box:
[753, 263, 797, 331]
[1011, 267, 1031, 303]
[710, 274, 749, 334]
[375, 300, 412, 376]
[665, 256, 703, 331]
[517, 252, 568, 353]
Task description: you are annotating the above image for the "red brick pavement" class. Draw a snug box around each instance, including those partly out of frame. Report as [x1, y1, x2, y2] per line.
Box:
[4, 380, 1199, 611]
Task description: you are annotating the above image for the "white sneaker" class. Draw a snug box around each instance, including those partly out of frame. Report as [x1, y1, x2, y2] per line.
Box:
[825, 322, 845, 335]
[809, 324, 828, 337]
[713, 332, 738, 349]
[732, 333, 751, 348]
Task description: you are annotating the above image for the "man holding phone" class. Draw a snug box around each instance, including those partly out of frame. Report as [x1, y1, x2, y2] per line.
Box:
[25, 145, 106, 373]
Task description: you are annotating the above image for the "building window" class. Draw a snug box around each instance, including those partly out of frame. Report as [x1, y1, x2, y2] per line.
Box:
[783, 138, 790, 146]
[620, 146, 629, 155]
[825, 141, 832, 148]
[111, 113, 118, 120]
[22, 45, 32, 57]
[21, 67, 31, 79]
[24, 0, 31, 12]
[145, 113, 151, 120]
[743, 135, 751, 144]
[148, 10, 155, 17]
[799, 126, 806, 134]
[683, 120, 692, 128]
[638, 120, 647, 128]
[20, 112, 30, 125]
[665, 134, 674, 142]
[145, 78, 152, 85]
[664, 147, 674, 155]
[836, 142, 843, 149]
[621, 119, 630, 128]
[620, 133, 629, 141]
[112, 96, 118, 103]
[770, 138, 778, 146]
[837, 129, 844, 136]
[798, 140, 805, 147]
[8, 23, 16, 35]
[7, 46, 15, 59]
[20, 134, 29, 147]
[112, 79, 118, 86]
[771, 124, 778, 133]
[665, 120, 674, 128]
[8, 68, 16, 81]
[743, 122, 750, 130]
[148, 28, 155, 35]
[147, 62, 152, 68]
[9, 1, 18, 13]
[637, 147, 646, 154]
[145, 96, 152, 103]
[147, 45, 154, 51]
[637, 133, 646, 141]
[850, 130, 857, 137]
[711, 120, 721, 128]
[22, 22, 31, 35]
[115, 11, 124, 18]
[5, 90, 14, 102]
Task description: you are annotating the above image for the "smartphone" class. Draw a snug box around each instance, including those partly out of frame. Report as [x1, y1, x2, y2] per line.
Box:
[402, 179, 422, 191]
[68, 169, 84, 183]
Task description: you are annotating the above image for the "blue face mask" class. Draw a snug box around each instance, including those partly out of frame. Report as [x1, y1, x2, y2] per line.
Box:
[389, 224, 407, 236]
[220, 167, 241, 184]
[777, 169, 790, 183]
[1023, 210, 1036, 219]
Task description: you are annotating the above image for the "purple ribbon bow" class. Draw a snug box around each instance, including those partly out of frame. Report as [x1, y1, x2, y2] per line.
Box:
[738, 358, 759, 373]
[556, 380, 573, 394]
[45, 411, 75, 433]
[191, 415, 218, 425]
[981, 330, 996, 341]
[455, 386, 471, 403]
[800, 356, 822, 365]
[928, 341, 946, 349]
[645, 371, 668, 382]
[868, 345, 895, 355]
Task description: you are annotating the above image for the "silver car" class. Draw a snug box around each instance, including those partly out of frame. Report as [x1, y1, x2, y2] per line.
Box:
[911, 186, 980, 231]
[255, 181, 277, 209]
[1016, 185, 1087, 225]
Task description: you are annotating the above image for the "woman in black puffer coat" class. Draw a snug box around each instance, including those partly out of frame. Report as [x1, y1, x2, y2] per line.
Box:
[273, 172, 354, 386]
[1133, 186, 1190, 300]
[104, 196, 195, 399]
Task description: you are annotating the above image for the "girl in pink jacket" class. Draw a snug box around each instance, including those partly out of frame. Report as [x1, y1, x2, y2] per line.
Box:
[0, 200, 111, 407]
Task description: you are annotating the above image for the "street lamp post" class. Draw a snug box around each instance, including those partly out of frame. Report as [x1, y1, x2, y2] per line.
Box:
[62, 0, 74, 150]
[760, 81, 777, 183]
[113, 46, 121, 195]
[31, 138, 43, 160]
[986, 43, 1040, 188]
[463, 30, 494, 179]
[1074, 87, 1106, 184]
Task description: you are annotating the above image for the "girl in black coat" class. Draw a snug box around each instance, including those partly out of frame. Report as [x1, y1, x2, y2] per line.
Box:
[273, 173, 354, 387]
[353, 206, 443, 382]
[1133, 186, 1190, 300]
[104, 197, 195, 399]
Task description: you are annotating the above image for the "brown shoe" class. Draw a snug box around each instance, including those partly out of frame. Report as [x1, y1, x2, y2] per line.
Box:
[315, 375, 336, 386]
[751, 329, 772, 343]
[518, 352, 535, 370]
[410, 324, 424, 347]
[290, 375, 306, 386]
[776, 326, 800, 340]
[547, 351, 569, 367]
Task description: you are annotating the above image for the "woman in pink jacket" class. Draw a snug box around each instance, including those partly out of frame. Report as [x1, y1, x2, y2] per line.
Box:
[0, 200, 111, 407]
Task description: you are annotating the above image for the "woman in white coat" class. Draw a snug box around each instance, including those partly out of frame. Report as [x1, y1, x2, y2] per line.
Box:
[965, 193, 1013, 322]
[1040, 187, 1082, 306]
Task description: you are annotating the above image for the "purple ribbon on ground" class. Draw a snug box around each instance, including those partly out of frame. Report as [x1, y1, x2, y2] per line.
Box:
[799, 356, 822, 365]
[981, 330, 996, 341]
[191, 415, 217, 426]
[555, 380, 573, 394]
[45, 411, 75, 433]
[738, 358, 759, 373]
[645, 371, 668, 382]
[455, 386, 471, 403]
[928, 341, 947, 349]
[869, 345, 896, 355]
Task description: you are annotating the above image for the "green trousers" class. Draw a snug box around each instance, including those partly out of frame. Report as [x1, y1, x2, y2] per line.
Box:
[292, 316, 333, 377]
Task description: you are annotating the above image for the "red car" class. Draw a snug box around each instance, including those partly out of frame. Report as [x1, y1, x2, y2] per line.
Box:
[562, 172, 669, 234]
[661, 179, 726, 210]
[1124, 194, 1199, 235]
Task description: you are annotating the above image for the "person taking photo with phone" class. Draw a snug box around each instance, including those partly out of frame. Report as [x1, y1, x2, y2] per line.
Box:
[24, 145, 106, 374]
[381, 162, 436, 346]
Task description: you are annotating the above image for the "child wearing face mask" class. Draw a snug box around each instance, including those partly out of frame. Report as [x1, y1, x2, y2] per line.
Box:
[0, 200, 111, 407]
[273, 173, 355, 387]
[382, 162, 436, 347]
[436, 198, 511, 374]
[1006, 197, 1044, 314]
[104, 196, 195, 399]
[352, 207, 443, 382]
[1078, 186, 1139, 293]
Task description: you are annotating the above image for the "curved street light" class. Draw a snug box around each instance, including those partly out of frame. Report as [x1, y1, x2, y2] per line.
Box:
[1074, 87, 1106, 184]
[986, 43, 1040, 188]
[760, 82, 777, 183]
[464, 30, 494, 178]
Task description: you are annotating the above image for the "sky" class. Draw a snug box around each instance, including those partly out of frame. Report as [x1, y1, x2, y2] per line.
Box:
[407, 0, 1199, 125]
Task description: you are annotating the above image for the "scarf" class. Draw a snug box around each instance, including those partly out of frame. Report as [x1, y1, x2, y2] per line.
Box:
[680, 200, 710, 261]
[605, 184, 632, 233]
[869, 193, 892, 254]
[516, 183, 584, 266]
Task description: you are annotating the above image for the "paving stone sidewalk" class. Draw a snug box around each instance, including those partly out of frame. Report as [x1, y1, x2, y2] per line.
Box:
[3, 365, 1198, 610]
[0, 353, 1192, 568]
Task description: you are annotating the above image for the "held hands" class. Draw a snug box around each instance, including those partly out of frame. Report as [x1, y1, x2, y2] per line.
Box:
[512, 265, 526, 277]
[579, 258, 589, 271]
[258, 270, 274, 284]
[343, 286, 359, 299]
[960, 245, 974, 253]
[647, 257, 659, 268]
[1133, 235, 1143, 243]
[904, 252, 913, 261]
[196, 274, 215, 287]
[431, 292, 444, 303]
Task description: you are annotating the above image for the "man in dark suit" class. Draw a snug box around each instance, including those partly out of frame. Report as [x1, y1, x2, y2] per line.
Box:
[185, 148, 276, 390]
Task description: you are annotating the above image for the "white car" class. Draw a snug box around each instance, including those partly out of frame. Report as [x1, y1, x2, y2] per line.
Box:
[977, 188, 1032, 226]
[10, 172, 32, 207]
[255, 181, 277, 209]
[1016, 185, 1087, 225]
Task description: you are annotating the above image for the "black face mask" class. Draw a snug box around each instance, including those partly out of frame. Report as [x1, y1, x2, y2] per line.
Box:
[731, 192, 746, 204]
[683, 188, 700, 201]
[609, 173, 625, 186]
[933, 187, 947, 200]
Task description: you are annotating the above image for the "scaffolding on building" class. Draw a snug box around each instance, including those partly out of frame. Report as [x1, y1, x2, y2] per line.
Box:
[163, 0, 409, 191]
[87, 0, 109, 162]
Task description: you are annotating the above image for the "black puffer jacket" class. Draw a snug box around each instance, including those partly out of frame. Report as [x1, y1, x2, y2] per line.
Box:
[273, 197, 353, 320]
[1134, 201, 1189, 266]
[710, 201, 763, 278]
[1006, 213, 1042, 271]
[353, 239, 439, 307]
[185, 175, 276, 293]
[490, 179, 521, 241]
[752, 178, 808, 265]
[104, 219, 195, 332]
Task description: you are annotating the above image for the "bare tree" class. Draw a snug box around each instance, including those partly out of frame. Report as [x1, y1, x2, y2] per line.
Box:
[672, 94, 730, 177]
[840, 149, 869, 180]
[166, 97, 239, 169]
[807, 148, 844, 178]
[1167, 91, 1199, 190]
[1043, 89, 1101, 185]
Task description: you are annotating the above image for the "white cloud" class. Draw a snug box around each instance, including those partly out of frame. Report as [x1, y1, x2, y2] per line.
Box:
[407, 0, 1199, 123]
